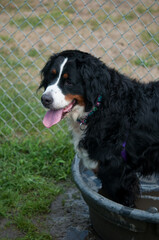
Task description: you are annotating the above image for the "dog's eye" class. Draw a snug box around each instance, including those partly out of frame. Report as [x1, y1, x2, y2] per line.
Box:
[63, 73, 72, 86]
[64, 79, 72, 86]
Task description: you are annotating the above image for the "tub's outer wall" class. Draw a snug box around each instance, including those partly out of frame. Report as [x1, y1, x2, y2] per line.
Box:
[89, 207, 159, 240]
[72, 155, 159, 240]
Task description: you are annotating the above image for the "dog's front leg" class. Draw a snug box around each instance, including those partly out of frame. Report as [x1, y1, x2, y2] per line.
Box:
[98, 160, 140, 207]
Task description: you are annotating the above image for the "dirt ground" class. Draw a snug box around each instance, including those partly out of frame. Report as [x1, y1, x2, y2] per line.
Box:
[47, 185, 101, 240]
[0, 183, 101, 240]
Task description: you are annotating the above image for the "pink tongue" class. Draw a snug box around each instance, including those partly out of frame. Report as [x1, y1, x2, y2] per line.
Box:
[43, 109, 63, 128]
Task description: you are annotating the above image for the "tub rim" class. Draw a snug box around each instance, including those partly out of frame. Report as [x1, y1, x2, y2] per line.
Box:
[72, 154, 159, 224]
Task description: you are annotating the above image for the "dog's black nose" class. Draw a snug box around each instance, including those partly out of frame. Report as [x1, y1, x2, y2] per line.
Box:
[41, 94, 53, 107]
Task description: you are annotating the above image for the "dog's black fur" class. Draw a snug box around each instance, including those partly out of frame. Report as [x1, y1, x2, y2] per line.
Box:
[40, 50, 159, 207]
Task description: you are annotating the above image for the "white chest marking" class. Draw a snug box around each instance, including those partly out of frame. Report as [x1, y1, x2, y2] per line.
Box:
[69, 118, 98, 170]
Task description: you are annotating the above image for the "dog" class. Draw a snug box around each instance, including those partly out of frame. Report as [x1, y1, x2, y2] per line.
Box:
[39, 50, 159, 207]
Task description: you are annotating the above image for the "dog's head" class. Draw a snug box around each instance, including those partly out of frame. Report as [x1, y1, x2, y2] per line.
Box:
[39, 50, 109, 128]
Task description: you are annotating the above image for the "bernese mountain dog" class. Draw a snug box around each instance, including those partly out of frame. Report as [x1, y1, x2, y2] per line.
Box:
[39, 50, 159, 207]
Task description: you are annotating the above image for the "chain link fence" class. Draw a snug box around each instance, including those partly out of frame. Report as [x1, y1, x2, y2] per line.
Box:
[0, 0, 159, 140]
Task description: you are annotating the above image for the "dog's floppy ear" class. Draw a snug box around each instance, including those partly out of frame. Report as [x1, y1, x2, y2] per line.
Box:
[77, 56, 110, 111]
[80, 62, 98, 111]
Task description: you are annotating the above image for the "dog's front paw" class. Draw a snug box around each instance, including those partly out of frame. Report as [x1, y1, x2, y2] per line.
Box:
[120, 183, 139, 208]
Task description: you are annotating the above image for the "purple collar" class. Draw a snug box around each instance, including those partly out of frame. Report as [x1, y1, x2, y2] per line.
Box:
[121, 141, 127, 161]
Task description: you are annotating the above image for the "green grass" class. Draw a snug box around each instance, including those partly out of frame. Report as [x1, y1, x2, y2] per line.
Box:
[149, 6, 159, 14]
[0, 39, 74, 238]
[0, 45, 45, 137]
[136, 5, 147, 14]
[141, 30, 159, 45]
[0, 135, 74, 239]
[28, 49, 40, 58]
[0, 35, 14, 44]
[0, 42, 74, 238]
[87, 19, 100, 31]
[98, 11, 136, 25]
[136, 4, 159, 14]
[43, 8, 71, 27]
[131, 52, 159, 68]
[124, 11, 136, 21]
[0, 47, 74, 236]
[9, 7, 71, 30]
[133, 56, 153, 68]
[10, 16, 43, 29]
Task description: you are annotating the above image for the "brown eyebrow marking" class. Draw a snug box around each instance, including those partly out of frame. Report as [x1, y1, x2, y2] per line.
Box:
[63, 73, 69, 79]
[52, 69, 56, 74]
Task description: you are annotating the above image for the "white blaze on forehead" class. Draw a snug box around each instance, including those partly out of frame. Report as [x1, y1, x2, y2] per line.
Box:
[54, 57, 68, 86]
[43, 57, 70, 109]
[44, 57, 68, 92]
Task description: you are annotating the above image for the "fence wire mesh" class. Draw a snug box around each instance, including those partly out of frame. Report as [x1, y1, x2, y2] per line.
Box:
[0, 0, 159, 140]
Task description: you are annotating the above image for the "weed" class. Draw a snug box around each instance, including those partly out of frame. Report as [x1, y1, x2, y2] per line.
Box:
[10, 16, 43, 29]
[0, 35, 14, 43]
[141, 30, 159, 45]
[124, 11, 136, 21]
[136, 5, 146, 14]
[87, 19, 99, 31]
[61, 199, 66, 207]
[72, 193, 80, 200]
[28, 49, 39, 58]
[48, 8, 71, 26]
[136, 4, 159, 14]
[131, 52, 159, 68]
[149, 6, 159, 14]
[107, 11, 136, 24]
